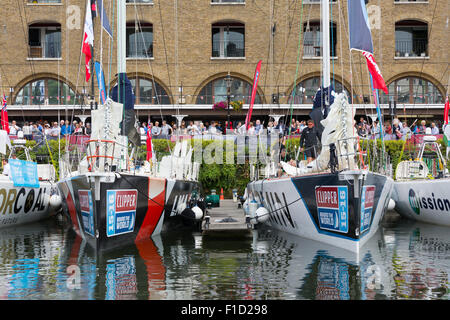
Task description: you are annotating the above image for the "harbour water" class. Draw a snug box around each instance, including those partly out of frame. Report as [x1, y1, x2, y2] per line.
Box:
[0, 211, 448, 300]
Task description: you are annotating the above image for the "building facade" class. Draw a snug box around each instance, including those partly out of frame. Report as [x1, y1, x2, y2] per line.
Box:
[0, 0, 448, 125]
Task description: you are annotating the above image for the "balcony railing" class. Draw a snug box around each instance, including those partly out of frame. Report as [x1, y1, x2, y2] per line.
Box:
[126, 0, 153, 3]
[394, 0, 428, 2]
[28, 0, 61, 3]
[126, 41, 153, 58]
[28, 41, 61, 58]
[211, 0, 245, 3]
[395, 39, 428, 57]
[212, 40, 245, 58]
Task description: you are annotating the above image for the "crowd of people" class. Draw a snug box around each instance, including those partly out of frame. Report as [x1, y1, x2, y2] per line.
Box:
[355, 117, 445, 141]
[139, 119, 309, 139]
[7, 116, 445, 144]
[8, 119, 91, 140]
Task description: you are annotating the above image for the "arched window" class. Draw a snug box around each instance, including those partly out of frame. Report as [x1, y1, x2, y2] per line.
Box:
[196, 76, 262, 104]
[15, 78, 78, 105]
[290, 77, 349, 104]
[380, 77, 443, 104]
[395, 20, 428, 57]
[129, 77, 171, 104]
[126, 22, 153, 58]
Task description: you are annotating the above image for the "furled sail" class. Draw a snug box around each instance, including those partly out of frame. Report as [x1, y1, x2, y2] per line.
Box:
[111, 72, 141, 147]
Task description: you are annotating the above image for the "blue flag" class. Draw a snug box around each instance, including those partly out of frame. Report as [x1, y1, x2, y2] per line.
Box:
[97, 0, 112, 38]
[347, 0, 373, 54]
[95, 61, 107, 104]
[9, 159, 40, 188]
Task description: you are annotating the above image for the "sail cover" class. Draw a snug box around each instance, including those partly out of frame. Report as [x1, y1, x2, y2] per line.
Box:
[111, 73, 141, 147]
[347, 0, 374, 54]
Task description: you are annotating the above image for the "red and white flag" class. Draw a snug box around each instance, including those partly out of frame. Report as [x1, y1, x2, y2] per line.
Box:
[245, 60, 262, 130]
[444, 96, 449, 125]
[1, 95, 9, 134]
[362, 51, 388, 95]
[146, 125, 154, 161]
[82, 0, 94, 82]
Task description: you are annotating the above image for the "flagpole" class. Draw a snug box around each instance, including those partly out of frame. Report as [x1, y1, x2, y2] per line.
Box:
[369, 74, 386, 171]
[90, 0, 96, 111]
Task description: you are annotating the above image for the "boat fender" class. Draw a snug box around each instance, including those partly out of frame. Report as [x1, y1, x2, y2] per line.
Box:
[49, 194, 62, 209]
[180, 208, 196, 220]
[243, 199, 249, 215]
[252, 207, 269, 224]
[249, 200, 258, 219]
[388, 199, 396, 211]
[191, 206, 204, 220]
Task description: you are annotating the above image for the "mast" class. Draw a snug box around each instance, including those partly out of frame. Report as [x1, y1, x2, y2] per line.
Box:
[321, 0, 330, 88]
[117, 0, 126, 136]
[117, 0, 126, 74]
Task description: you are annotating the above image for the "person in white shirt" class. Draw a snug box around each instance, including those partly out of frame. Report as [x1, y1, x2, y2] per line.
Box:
[247, 122, 256, 135]
[430, 122, 439, 135]
[152, 121, 161, 138]
[160, 120, 172, 139]
[44, 123, 51, 136]
[22, 121, 32, 140]
[50, 122, 60, 137]
[209, 121, 218, 134]
[9, 121, 20, 135]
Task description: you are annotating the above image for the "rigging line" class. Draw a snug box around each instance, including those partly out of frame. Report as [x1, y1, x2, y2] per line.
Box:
[118, 173, 165, 208]
[273, 0, 300, 95]
[337, 0, 344, 92]
[330, 0, 335, 88]
[131, 2, 172, 154]
[286, 0, 304, 141]
[67, 0, 92, 170]
[157, 0, 173, 103]
[14, 0, 35, 124]
[412, 0, 439, 114]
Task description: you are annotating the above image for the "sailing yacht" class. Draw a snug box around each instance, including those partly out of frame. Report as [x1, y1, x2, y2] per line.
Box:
[245, 0, 394, 254]
[57, 0, 203, 251]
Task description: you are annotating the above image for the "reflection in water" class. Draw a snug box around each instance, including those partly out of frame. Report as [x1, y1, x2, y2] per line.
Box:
[0, 214, 448, 300]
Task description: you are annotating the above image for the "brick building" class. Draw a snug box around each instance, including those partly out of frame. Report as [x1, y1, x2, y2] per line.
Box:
[0, 0, 448, 126]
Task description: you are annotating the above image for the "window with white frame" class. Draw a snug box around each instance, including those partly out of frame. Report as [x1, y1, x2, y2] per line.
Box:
[28, 23, 61, 58]
[126, 22, 153, 58]
[212, 23, 245, 58]
[395, 20, 428, 57]
[303, 21, 337, 58]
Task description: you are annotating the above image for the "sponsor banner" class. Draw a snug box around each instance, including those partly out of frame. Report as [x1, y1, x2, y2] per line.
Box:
[360, 185, 375, 233]
[9, 159, 39, 188]
[408, 188, 450, 214]
[315, 186, 348, 233]
[106, 189, 138, 237]
[79, 190, 94, 236]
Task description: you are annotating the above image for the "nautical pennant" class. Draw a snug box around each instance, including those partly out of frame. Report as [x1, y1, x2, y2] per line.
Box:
[444, 96, 449, 125]
[1, 94, 9, 134]
[348, 0, 388, 94]
[97, 0, 112, 38]
[82, 0, 94, 82]
[245, 60, 262, 130]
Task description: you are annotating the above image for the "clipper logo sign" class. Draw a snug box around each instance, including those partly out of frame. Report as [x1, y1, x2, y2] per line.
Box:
[315, 186, 348, 233]
[360, 186, 376, 233]
[408, 189, 421, 215]
[107, 189, 138, 237]
[79, 190, 94, 236]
